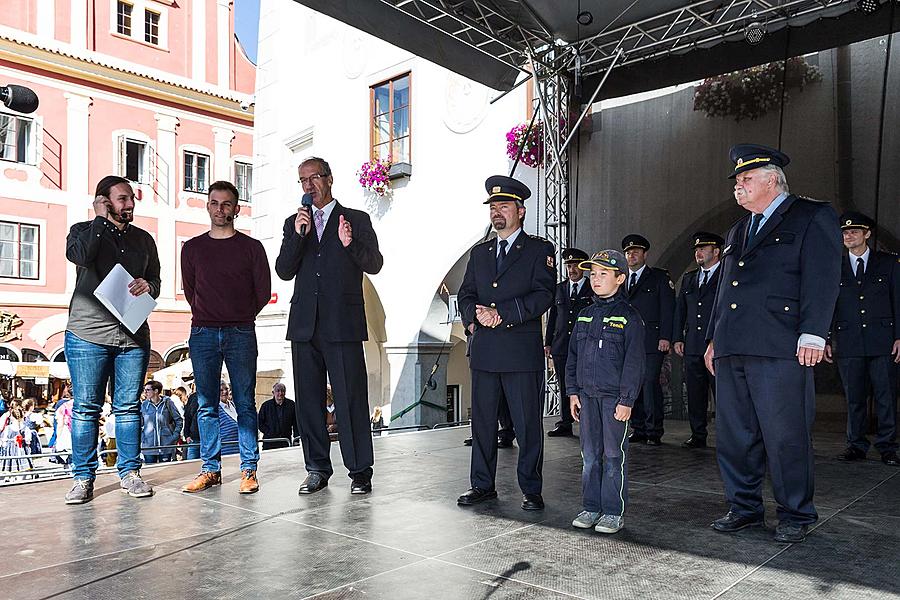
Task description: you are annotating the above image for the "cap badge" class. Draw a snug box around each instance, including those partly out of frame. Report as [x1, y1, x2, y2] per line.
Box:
[491, 186, 501, 193]
[845, 219, 852, 225]
[736, 158, 744, 166]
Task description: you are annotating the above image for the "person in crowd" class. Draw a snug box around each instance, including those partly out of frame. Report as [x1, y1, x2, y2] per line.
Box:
[545, 248, 595, 438]
[0, 398, 41, 478]
[48, 383, 72, 452]
[171, 386, 189, 459]
[63, 175, 160, 504]
[180, 181, 271, 495]
[825, 211, 900, 466]
[257, 383, 297, 450]
[567, 250, 645, 534]
[217, 382, 240, 457]
[101, 399, 117, 467]
[140, 381, 183, 463]
[183, 389, 200, 461]
[456, 175, 555, 511]
[673, 232, 724, 449]
[622, 234, 675, 446]
[275, 157, 383, 496]
[705, 144, 842, 543]
[53, 396, 74, 467]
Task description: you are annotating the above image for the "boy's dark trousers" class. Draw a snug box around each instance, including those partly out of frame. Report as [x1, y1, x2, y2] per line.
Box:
[579, 394, 629, 516]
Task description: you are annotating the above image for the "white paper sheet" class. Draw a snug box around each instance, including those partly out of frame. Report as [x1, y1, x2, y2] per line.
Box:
[93, 263, 157, 334]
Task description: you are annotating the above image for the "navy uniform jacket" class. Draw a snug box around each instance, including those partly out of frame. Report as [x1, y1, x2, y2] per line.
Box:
[830, 250, 900, 357]
[458, 233, 556, 372]
[627, 267, 676, 353]
[275, 202, 384, 342]
[673, 267, 720, 355]
[545, 279, 596, 357]
[566, 293, 646, 405]
[708, 195, 842, 358]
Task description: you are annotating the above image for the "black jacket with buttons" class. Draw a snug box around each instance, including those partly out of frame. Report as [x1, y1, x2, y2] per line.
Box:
[566, 292, 646, 406]
[830, 250, 900, 357]
[673, 266, 720, 355]
[545, 278, 596, 357]
[626, 266, 675, 353]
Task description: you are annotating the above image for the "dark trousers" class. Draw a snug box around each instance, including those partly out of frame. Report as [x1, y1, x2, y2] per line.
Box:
[631, 353, 664, 438]
[684, 354, 715, 439]
[497, 393, 515, 442]
[470, 369, 544, 495]
[715, 355, 817, 525]
[837, 356, 898, 454]
[579, 394, 629, 516]
[291, 327, 373, 480]
[553, 354, 574, 426]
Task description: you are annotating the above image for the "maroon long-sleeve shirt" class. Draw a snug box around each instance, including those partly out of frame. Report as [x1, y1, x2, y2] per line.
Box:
[181, 232, 271, 327]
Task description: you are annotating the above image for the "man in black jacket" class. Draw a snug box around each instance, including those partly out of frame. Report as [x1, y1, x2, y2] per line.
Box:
[258, 383, 298, 450]
[275, 157, 383, 496]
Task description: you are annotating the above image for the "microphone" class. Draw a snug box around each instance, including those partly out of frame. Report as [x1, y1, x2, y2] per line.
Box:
[299, 193, 314, 236]
[0, 84, 39, 114]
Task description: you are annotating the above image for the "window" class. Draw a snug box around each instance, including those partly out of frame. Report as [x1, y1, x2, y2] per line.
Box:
[116, 1, 133, 36]
[118, 138, 147, 183]
[235, 162, 252, 203]
[183, 151, 209, 192]
[144, 9, 160, 45]
[0, 114, 33, 165]
[370, 73, 410, 164]
[0, 221, 39, 280]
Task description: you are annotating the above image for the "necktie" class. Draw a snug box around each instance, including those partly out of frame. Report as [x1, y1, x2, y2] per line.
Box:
[497, 239, 508, 270]
[314, 209, 325, 240]
[745, 213, 764, 247]
[700, 270, 709, 289]
[629, 272, 637, 292]
[571, 283, 578, 299]
[855, 257, 864, 284]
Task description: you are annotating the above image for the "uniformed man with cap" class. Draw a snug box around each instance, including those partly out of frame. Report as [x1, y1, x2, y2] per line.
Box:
[673, 232, 724, 449]
[622, 234, 675, 445]
[545, 247, 595, 437]
[824, 211, 900, 466]
[705, 144, 841, 543]
[457, 175, 556, 511]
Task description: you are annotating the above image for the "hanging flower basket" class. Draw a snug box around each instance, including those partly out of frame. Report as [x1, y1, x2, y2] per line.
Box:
[693, 57, 823, 122]
[356, 157, 392, 197]
[505, 121, 544, 168]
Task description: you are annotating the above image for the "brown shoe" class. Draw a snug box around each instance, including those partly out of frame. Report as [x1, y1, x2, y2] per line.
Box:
[239, 470, 259, 494]
[181, 471, 222, 493]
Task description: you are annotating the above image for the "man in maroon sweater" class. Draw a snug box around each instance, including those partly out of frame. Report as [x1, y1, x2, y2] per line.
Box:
[180, 180, 271, 495]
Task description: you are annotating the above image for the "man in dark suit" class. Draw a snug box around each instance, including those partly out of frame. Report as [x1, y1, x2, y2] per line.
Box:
[275, 156, 384, 496]
[456, 175, 556, 511]
[545, 248, 594, 437]
[673, 232, 724, 449]
[257, 383, 298, 450]
[622, 234, 675, 445]
[825, 211, 900, 466]
[705, 144, 842, 543]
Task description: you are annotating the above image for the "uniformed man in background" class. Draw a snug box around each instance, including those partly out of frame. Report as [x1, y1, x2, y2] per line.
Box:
[545, 248, 595, 438]
[622, 234, 675, 445]
[825, 211, 900, 466]
[457, 175, 556, 511]
[673, 232, 724, 449]
[705, 144, 841, 543]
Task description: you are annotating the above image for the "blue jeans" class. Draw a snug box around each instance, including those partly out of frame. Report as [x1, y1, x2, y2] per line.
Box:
[189, 326, 260, 472]
[65, 331, 148, 480]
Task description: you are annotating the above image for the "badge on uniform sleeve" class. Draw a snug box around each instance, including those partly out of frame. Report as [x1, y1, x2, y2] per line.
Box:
[669, 279, 675, 289]
[547, 255, 555, 269]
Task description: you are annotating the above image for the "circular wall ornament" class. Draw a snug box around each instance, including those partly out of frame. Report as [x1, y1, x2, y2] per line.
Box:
[443, 73, 489, 134]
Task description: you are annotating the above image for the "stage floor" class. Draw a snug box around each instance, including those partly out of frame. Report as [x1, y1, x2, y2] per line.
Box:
[3, 418, 898, 600]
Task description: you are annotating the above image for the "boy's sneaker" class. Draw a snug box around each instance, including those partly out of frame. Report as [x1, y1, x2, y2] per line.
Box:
[594, 514, 625, 534]
[64, 479, 94, 505]
[572, 511, 602, 529]
[120, 471, 154, 498]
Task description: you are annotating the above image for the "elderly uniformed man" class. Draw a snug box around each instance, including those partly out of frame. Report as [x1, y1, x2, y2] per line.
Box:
[545, 247, 595, 438]
[705, 144, 842, 543]
[673, 232, 724, 449]
[622, 234, 675, 445]
[457, 175, 556, 510]
[824, 211, 900, 466]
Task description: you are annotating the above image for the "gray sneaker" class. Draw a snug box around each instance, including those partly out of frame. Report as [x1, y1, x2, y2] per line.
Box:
[594, 514, 625, 534]
[120, 471, 154, 498]
[65, 479, 94, 505]
[572, 511, 602, 529]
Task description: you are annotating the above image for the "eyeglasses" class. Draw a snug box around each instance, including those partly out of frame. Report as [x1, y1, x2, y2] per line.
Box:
[298, 174, 326, 185]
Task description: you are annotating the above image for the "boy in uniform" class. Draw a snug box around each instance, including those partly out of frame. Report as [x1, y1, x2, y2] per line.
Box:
[567, 250, 646, 533]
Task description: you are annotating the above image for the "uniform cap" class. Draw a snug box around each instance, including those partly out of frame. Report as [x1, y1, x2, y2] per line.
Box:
[621, 234, 650, 252]
[484, 175, 531, 204]
[579, 249, 627, 275]
[728, 143, 790, 179]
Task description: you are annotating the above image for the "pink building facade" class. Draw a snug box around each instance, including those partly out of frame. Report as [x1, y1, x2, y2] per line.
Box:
[0, 0, 255, 391]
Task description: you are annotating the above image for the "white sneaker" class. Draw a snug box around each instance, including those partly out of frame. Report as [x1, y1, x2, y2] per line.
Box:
[594, 514, 624, 534]
[572, 511, 602, 529]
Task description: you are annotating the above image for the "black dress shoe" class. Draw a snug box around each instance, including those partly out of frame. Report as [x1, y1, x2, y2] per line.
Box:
[463, 437, 473, 447]
[298, 473, 329, 495]
[547, 424, 574, 437]
[457, 487, 497, 506]
[836, 447, 867, 461]
[521, 494, 544, 511]
[497, 437, 514, 448]
[711, 511, 764, 532]
[350, 477, 372, 495]
[681, 437, 707, 449]
[644, 437, 662, 446]
[881, 451, 900, 466]
[774, 522, 809, 543]
[628, 432, 648, 444]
